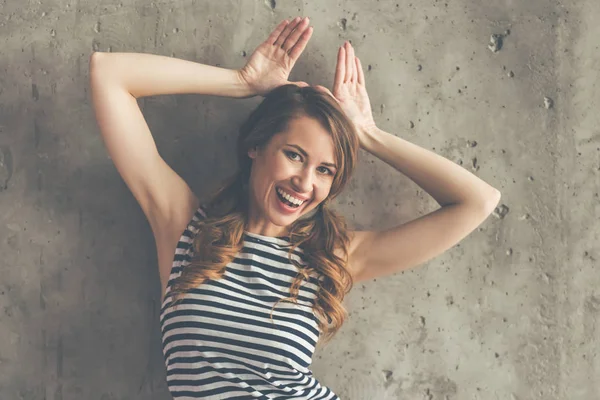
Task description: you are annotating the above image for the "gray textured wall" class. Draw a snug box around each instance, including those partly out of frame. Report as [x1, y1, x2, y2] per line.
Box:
[1, 0, 598, 399]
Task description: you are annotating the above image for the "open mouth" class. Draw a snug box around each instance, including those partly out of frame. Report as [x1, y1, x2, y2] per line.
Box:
[275, 186, 308, 211]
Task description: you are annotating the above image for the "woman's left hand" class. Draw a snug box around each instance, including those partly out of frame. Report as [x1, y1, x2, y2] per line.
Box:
[238, 17, 313, 97]
[313, 41, 377, 148]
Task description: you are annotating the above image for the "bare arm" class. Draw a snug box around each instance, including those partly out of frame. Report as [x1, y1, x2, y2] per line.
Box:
[90, 51, 253, 99]
[90, 53, 230, 237]
[360, 126, 500, 208]
[317, 41, 500, 208]
[88, 51, 254, 238]
[317, 41, 501, 282]
[90, 17, 313, 100]
[88, 18, 314, 237]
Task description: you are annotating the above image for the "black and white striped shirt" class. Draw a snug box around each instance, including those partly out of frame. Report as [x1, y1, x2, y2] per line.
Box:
[159, 206, 341, 399]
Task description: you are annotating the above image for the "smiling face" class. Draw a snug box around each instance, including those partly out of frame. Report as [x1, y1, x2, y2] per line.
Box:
[246, 115, 338, 237]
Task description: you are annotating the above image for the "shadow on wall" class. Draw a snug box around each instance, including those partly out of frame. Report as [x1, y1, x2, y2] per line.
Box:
[0, 46, 257, 398]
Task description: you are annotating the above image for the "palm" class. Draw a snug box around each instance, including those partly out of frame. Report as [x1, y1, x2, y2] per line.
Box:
[335, 81, 374, 130]
[314, 41, 376, 145]
[241, 46, 293, 94]
[239, 18, 313, 97]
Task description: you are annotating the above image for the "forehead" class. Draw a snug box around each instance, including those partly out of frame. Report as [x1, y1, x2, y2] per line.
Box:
[274, 116, 335, 155]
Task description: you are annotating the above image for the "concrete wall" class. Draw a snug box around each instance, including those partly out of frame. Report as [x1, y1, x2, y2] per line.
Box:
[1, 0, 598, 398]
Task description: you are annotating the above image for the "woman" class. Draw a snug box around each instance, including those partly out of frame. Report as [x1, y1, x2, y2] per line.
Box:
[90, 16, 500, 400]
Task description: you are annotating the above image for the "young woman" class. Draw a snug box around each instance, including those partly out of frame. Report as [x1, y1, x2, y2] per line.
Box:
[90, 16, 500, 400]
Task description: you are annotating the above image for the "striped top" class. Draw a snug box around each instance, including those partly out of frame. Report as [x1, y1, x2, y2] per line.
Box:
[159, 205, 341, 400]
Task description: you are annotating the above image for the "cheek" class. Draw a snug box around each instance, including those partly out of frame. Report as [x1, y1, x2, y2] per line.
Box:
[269, 155, 291, 176]
[313, 185, 332, 205]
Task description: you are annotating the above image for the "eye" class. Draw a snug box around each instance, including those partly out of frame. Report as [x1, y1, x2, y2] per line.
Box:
[285, 151, 334, 175]
[317, 166, 334, 175]
[285, 150, 301, 161]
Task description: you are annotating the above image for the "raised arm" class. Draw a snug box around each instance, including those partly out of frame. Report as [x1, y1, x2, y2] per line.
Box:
[317, 41, 501, 282]
[90, 51, 253, 100]
[89, 17, 314, 240]
[89, 51, 253, 242]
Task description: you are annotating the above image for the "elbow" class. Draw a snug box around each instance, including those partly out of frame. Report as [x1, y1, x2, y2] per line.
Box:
[483, 189, 501, 213]
[89, 52, 101, 83]
[89, 52, 122, 91]
[89, 52, 114, 80]
[89, 52, 104, 76]
[465, 189, 501, 214]
[90, 51, 108, 64]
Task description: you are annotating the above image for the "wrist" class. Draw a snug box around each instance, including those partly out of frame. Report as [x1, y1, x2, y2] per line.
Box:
[357, 124, 381, 151]
[234, 69, 258, 99]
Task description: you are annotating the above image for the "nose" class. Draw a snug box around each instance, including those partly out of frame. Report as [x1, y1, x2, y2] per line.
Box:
[292, 167, 314, 195]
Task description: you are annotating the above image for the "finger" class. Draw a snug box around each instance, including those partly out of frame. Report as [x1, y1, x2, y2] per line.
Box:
[345, 42, 353, 82]
[282, 17, 309, 52]
[275, 16, 302, 48]
[267, 20, 289, 46]
[283, 17, 310, 52]
[355, 56, 365, 85]
[348, 42, 357, 82]
[287, 26, 313, 60]
[333, 45, 345, 93]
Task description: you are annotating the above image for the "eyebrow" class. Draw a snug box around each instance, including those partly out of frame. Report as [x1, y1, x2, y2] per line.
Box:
[287, 144, 337, 169]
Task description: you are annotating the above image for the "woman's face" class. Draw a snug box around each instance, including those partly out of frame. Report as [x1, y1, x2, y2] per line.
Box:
[246, 115, 338, 237]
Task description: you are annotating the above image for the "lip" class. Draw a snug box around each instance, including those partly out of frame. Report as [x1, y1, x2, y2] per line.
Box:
[274, 188, 309, 214]
[276, 186, 311, 201]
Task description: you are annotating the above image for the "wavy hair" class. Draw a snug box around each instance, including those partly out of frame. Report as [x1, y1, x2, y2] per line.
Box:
[168, 84, 360, 345]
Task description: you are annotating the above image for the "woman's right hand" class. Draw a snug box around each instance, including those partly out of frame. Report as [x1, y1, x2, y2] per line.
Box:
[314, 41, 377, 146]
[238, 17, 312, 97]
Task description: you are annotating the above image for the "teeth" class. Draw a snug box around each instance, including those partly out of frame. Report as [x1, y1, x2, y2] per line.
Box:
[277, 187, 305, 205]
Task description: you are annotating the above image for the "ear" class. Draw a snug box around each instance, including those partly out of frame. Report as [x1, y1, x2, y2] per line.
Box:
[248, 146, 258, 159]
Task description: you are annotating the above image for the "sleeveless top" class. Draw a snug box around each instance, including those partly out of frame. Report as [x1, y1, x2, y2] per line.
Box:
[159, 205, 341, 400]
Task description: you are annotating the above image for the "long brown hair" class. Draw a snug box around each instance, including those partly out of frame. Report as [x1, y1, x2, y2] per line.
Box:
[168, 84, 360, 345]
